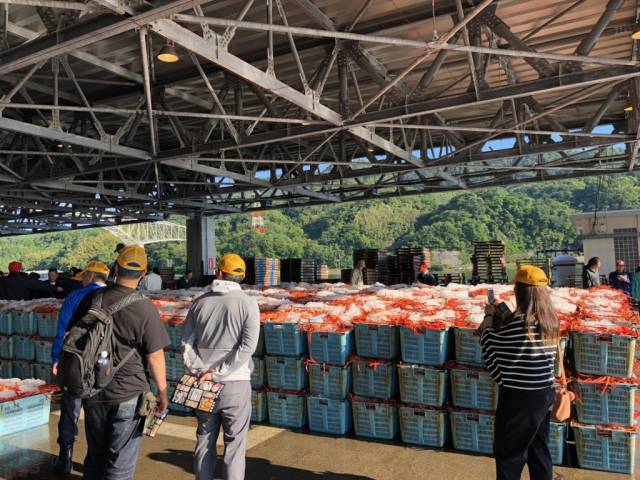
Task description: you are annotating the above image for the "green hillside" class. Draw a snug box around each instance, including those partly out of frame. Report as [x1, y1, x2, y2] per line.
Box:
[1, 174, 638, 273]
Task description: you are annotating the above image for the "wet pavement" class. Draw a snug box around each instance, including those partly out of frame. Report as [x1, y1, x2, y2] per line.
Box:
[0, 411, 635, 480]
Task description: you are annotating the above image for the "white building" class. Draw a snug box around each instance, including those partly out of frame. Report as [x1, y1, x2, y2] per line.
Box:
[570, 210, 640, 275]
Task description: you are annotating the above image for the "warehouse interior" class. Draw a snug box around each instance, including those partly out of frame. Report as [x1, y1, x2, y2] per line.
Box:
[1, 1, 640, 479]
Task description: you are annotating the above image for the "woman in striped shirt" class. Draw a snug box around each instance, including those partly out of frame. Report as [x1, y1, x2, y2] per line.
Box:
[479, 265, 559, 480]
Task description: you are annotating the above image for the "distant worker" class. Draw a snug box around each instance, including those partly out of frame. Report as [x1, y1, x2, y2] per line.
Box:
[107, 243, 127, 284]
[479, 265, 558, 480]
[0, 261, 56, 300]
[29, 272, 41, 280]
[181, 253, 260, 480]
[60, 268, 84, 296]
[139, 266, 162, 291]
[50, 261, 110, 474]
[416, 262, 437, 286]
[177, 270, 193, 290]
[608, 259, 633, 295]
[351, 260, 366, 288]
[65, 245, 169, 480]
[582, 257, 601, 289]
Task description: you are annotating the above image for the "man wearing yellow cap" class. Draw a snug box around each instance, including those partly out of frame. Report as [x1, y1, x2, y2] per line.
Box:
[51, 260, 110, 474]
[181, 253, 260, 480]
[66, 246, 170, 480]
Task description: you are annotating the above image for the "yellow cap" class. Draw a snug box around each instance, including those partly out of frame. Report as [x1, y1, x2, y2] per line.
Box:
[84, 260, 110, 277]
[514, 264, 549, 287]
[218, 253, 246, 276]
[116, 245, 148, 272]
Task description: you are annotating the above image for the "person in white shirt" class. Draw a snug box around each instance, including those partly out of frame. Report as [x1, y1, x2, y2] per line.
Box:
[139, 267, 162, 291]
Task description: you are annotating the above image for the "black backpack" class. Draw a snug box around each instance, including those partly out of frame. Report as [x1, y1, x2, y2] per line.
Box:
[58, 290, 144, 398]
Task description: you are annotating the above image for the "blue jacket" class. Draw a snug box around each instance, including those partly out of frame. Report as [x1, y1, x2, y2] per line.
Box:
[51, 282, 104, 364]
[608, 271, 634, 296]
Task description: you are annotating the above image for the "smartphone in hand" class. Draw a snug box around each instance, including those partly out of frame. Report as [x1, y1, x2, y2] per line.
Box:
[487, 288, 495, 305]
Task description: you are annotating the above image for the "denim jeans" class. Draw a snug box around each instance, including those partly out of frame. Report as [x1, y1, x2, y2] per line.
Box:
[82, 396, 144, 480]
[57, 393, 82, 448]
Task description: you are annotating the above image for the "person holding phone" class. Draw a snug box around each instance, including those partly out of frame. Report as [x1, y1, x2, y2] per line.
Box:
[478, 265, 559, 480]
[608, 259, 633, 295]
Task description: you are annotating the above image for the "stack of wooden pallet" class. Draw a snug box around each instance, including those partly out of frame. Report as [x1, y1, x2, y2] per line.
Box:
[471, 241, 507, 284]
[396, 247, 431, 284]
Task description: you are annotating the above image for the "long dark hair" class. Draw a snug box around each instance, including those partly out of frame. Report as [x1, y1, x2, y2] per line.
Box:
[514, 282, 559, 341]
[586, 257, 600, 269]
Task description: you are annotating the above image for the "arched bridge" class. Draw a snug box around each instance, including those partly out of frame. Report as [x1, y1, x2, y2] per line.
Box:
[105, 221, 186, 246]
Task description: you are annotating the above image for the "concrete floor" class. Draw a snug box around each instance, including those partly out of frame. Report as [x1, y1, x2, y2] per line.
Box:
[0, 411, 635, 480]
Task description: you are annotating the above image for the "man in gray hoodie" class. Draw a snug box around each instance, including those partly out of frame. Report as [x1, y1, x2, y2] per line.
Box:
[181, 253, 260, 480]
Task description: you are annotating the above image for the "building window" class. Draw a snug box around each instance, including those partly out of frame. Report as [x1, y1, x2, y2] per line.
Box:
[613, 228, 639, 268]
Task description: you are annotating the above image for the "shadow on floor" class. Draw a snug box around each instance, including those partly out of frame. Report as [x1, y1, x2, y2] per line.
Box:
[148, 449, 376, 480]
[0, 448, 83, 480]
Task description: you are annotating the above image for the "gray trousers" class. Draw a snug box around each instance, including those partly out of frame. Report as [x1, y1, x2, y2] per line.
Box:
[194, 381, 251, 480]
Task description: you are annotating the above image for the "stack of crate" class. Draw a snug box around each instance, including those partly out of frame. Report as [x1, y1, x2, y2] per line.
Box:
[161, 318, 190, 414]
[263, 321, 308, 428]
[351, 320, 399, 441]
[245, 258, 281, 287]
[433, 272, 466, 286]
[250, 325, 267, 423]
[156, 267, 176, 290]
[315, 264, 329, 282]
[396, 247, 430, 285]
[281, 259, 317, 284]
[396, 322, 450, 448]
[0, 309, 57, 383]
[306, 325, 354, 435]
[570, 331, 637, 475]
[352, 249, 387, 285]
[471, 241, 507, 284]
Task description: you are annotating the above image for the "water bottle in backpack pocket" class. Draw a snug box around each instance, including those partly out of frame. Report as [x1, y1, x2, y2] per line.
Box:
[95, 351, 113, 389]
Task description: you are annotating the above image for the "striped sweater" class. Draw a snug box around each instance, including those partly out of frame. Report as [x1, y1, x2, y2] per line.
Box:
[480, 316, 556, 390]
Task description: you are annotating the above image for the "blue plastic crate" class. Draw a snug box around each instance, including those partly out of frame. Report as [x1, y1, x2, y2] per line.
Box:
[13, 312, 35, 336]
[308, 329, 353, 366]
[12, 336, 34, 361]
[251, 357, 266, 389]
[251, 389, 268, 423]
[307, 396, 352, 435]
[554, 337, 568, 378]
[399, 406, 448, 448]
[354, 324, 399, 360]
[35, 313, 57, 338]
[399, 326, 449, 366]
[572, 332, 636, 379]
[0, 336, 12, 359]
[266, 391, 307, 428]
[255, 326, 265, 357]
[398, 365, 448, 407]
[308, 363, 351, 400]
[0, 360, 12, 378]
[33, 340, 52, 364]
[351, 399, 398, 440]
[574, 424, 636, 475]
[264, 322, 307, 356]
[454, 327, 484, 367]
[574, 381, 637, 427]
[549, 422, 567, 466]
[450, 410, 495, 455]
[165, 322, 184, 351]
[449, 367, 498, 411]
[351, 358, 397, 400]
[0, 312, 12, 335]
[11, 360, 32, 379]
[32, 363, 53, 384]
[0, 393, 51, 437]
[266, 356, 307, 391]
[165, 351, 184, 381]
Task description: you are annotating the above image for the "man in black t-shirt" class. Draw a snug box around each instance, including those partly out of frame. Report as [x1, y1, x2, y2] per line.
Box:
[69, 245, 170, 480]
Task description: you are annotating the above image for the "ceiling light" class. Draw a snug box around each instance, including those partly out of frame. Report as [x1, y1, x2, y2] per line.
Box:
[632, 27, 640, 40]
[625, 105, 634, 113]
[157, 42, 179, 63]
[56, 143, 64, 149]
[367, 146, 375, 153]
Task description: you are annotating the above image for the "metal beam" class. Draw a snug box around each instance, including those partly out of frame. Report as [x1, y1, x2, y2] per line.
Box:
[0, 0, 212, 76]
[0, 117, 150, 159]
[150, 18, 418, 165]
